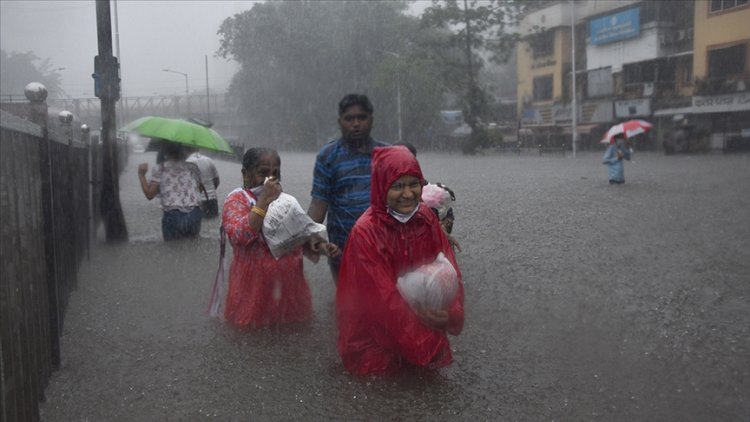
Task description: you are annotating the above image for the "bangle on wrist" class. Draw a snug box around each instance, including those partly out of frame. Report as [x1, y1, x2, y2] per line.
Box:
[251, 206, 266, 218]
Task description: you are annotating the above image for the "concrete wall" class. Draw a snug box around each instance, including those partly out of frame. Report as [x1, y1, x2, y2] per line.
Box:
[693, 0, 750, 79]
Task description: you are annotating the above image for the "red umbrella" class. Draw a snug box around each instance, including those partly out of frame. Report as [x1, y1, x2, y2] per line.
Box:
[600, 119, 653, 144]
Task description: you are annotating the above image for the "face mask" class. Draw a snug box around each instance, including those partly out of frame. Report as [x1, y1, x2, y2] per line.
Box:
[387, 203, 420, 223]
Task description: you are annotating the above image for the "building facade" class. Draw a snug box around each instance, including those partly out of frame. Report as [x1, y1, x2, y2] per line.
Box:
[516, 0, 750, 152]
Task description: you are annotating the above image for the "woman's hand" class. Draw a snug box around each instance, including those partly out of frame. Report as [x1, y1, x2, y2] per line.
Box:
[257, 176, 282, 208]
[415, 307, 449, 330]
[137, 163, 158, 200]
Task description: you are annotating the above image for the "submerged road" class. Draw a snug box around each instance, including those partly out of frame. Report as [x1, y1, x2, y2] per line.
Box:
[40, 150, 750, 421]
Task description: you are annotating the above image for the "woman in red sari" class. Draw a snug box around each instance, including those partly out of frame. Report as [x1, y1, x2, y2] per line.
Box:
[222, 148, 338, 328]
[336, 146, 464, 375]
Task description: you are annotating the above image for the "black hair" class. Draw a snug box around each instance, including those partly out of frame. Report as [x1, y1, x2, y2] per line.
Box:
[436, 182, 456, 201]
[160, 140, 185, 160]
[242, 147, 279, 171]
[338, 94, 374, 116]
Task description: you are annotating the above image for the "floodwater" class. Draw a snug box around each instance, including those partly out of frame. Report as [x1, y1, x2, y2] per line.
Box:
[40, 150, 750, 421]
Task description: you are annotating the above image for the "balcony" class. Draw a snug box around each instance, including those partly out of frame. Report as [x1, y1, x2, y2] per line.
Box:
[694, 76, 750, 96]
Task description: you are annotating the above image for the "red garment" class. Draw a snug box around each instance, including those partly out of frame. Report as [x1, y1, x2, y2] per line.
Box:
[336, 146, 465, 375]
[222, 188, 312, 328]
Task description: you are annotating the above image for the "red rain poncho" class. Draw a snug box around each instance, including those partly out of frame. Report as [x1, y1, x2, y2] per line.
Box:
[222, 188, 312, 328]
[336, 146, 464, 375]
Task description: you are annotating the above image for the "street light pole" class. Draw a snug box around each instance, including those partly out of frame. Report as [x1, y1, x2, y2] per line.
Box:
[382, 50, 402, 142]
[162, 68, 189, 114]
[570, 0, 578, 158]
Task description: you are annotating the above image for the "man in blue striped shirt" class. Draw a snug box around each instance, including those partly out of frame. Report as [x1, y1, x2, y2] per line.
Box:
[308, 94, 390, 283]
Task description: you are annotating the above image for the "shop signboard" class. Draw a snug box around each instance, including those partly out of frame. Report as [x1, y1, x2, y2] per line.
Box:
[590, 7, 640, 45]
[692, 93, 750, 113]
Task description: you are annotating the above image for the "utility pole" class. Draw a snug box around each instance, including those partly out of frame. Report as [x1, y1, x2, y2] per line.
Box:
[113, 0, 123, 126]
[95, 0, 128, 241]
[163, 68, 189, 115]
[380, 50, 403, 142]
[463, 0, 480, 150]
[205, 55, 211, 122]
[571, 0, 578, 158]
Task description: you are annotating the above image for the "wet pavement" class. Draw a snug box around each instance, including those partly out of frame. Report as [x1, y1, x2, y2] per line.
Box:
[40, 150, 750, 421]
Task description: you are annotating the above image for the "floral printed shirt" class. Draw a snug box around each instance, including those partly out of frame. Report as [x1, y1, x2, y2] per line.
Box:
[150, 159, 202, 211]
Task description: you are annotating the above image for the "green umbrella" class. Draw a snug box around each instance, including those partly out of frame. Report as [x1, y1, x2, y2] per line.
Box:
[121, 116, 233, 153]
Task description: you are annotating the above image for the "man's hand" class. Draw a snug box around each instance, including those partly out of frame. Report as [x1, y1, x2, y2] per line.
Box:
[447, 234, 462, 253]
[308, 235, 341, 258]
[138, 163, 149, 176]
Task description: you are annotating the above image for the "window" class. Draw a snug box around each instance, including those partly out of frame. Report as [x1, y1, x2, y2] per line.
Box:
[533, 75, 553, 100]
[710, 0, 748, 13]
[587, 67, 613, 98]
[708, 44, 747, 79]
[623, 59, 677, 85]
[624, 62, 656, 84]
[530, 31, 555, 58]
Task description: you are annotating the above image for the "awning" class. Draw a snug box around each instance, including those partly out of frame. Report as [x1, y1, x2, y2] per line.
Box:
[562, 124, 602, 135]
[654, 106, 693, 117]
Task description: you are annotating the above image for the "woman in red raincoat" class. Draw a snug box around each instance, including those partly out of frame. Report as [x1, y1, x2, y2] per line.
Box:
[222, 147, 338, 328]
[336, 145, 464, 375]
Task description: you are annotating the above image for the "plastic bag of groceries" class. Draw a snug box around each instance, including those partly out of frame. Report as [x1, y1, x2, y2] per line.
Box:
[263, 192, 328, 258]
[396, 252, 459, 311]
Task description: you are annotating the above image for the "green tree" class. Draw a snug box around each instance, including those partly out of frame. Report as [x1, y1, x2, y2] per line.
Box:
[216, 1, 450, 150]
[0, 49, 62, 99]
[421, 0, 522, 153]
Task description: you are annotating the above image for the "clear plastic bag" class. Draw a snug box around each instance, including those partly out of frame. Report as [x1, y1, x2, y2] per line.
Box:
[396, 252, 458, 311]
[262, 192, 327, 258]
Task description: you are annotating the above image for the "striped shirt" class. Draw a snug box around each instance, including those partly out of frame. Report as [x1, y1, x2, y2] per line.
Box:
[311, 137, 390, 249]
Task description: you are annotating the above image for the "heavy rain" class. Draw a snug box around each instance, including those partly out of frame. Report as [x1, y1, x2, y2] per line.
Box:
[1, 1, 749, 421]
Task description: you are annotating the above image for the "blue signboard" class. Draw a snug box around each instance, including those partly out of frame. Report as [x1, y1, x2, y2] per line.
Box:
[590, 7, 640, 45]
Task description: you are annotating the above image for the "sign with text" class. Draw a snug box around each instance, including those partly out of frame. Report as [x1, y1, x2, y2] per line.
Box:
[590, 8, 640, 45]
[692, 93, 750, 113]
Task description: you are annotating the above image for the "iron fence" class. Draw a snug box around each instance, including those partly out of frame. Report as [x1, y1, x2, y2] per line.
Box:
[0, 107, 93, 422]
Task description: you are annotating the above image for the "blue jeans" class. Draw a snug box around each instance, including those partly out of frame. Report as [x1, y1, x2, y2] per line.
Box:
[162, 207, 202, 241]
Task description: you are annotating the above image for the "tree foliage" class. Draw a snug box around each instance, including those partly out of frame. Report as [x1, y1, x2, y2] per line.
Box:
[421, 0, 522, 153]
[216, 1, 452, 151]
[0, 49, 62, 99]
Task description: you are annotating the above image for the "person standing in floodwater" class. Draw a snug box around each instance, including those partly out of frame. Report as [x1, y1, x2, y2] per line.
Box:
[186, 148, 221, 218]
[602, 134, 631, 184]
[138, 141, 203, 241]
[220, 148, 339, 328]
[336, 146, 464, 375]
[307, 94, 390, 283]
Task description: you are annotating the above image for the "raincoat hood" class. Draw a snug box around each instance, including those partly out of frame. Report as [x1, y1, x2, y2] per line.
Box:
[370, 146, 425, 213]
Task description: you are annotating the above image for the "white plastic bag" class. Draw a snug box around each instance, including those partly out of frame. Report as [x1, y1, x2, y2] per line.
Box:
[396, 252, 459, 311]
[262, 192, 327, 258]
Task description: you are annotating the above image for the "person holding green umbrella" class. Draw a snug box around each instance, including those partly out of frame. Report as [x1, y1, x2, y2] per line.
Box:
[138, 141, 204, 241]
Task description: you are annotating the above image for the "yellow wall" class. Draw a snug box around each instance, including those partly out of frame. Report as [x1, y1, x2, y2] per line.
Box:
[516, 27, 572, 115]
[693, 0, 750, 78]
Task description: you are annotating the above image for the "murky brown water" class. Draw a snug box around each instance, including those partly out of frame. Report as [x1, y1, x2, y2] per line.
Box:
[40, 151, 750, 421]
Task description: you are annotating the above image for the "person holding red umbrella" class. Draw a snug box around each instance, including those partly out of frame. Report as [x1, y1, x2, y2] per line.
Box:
[602, 133, 632, 184]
